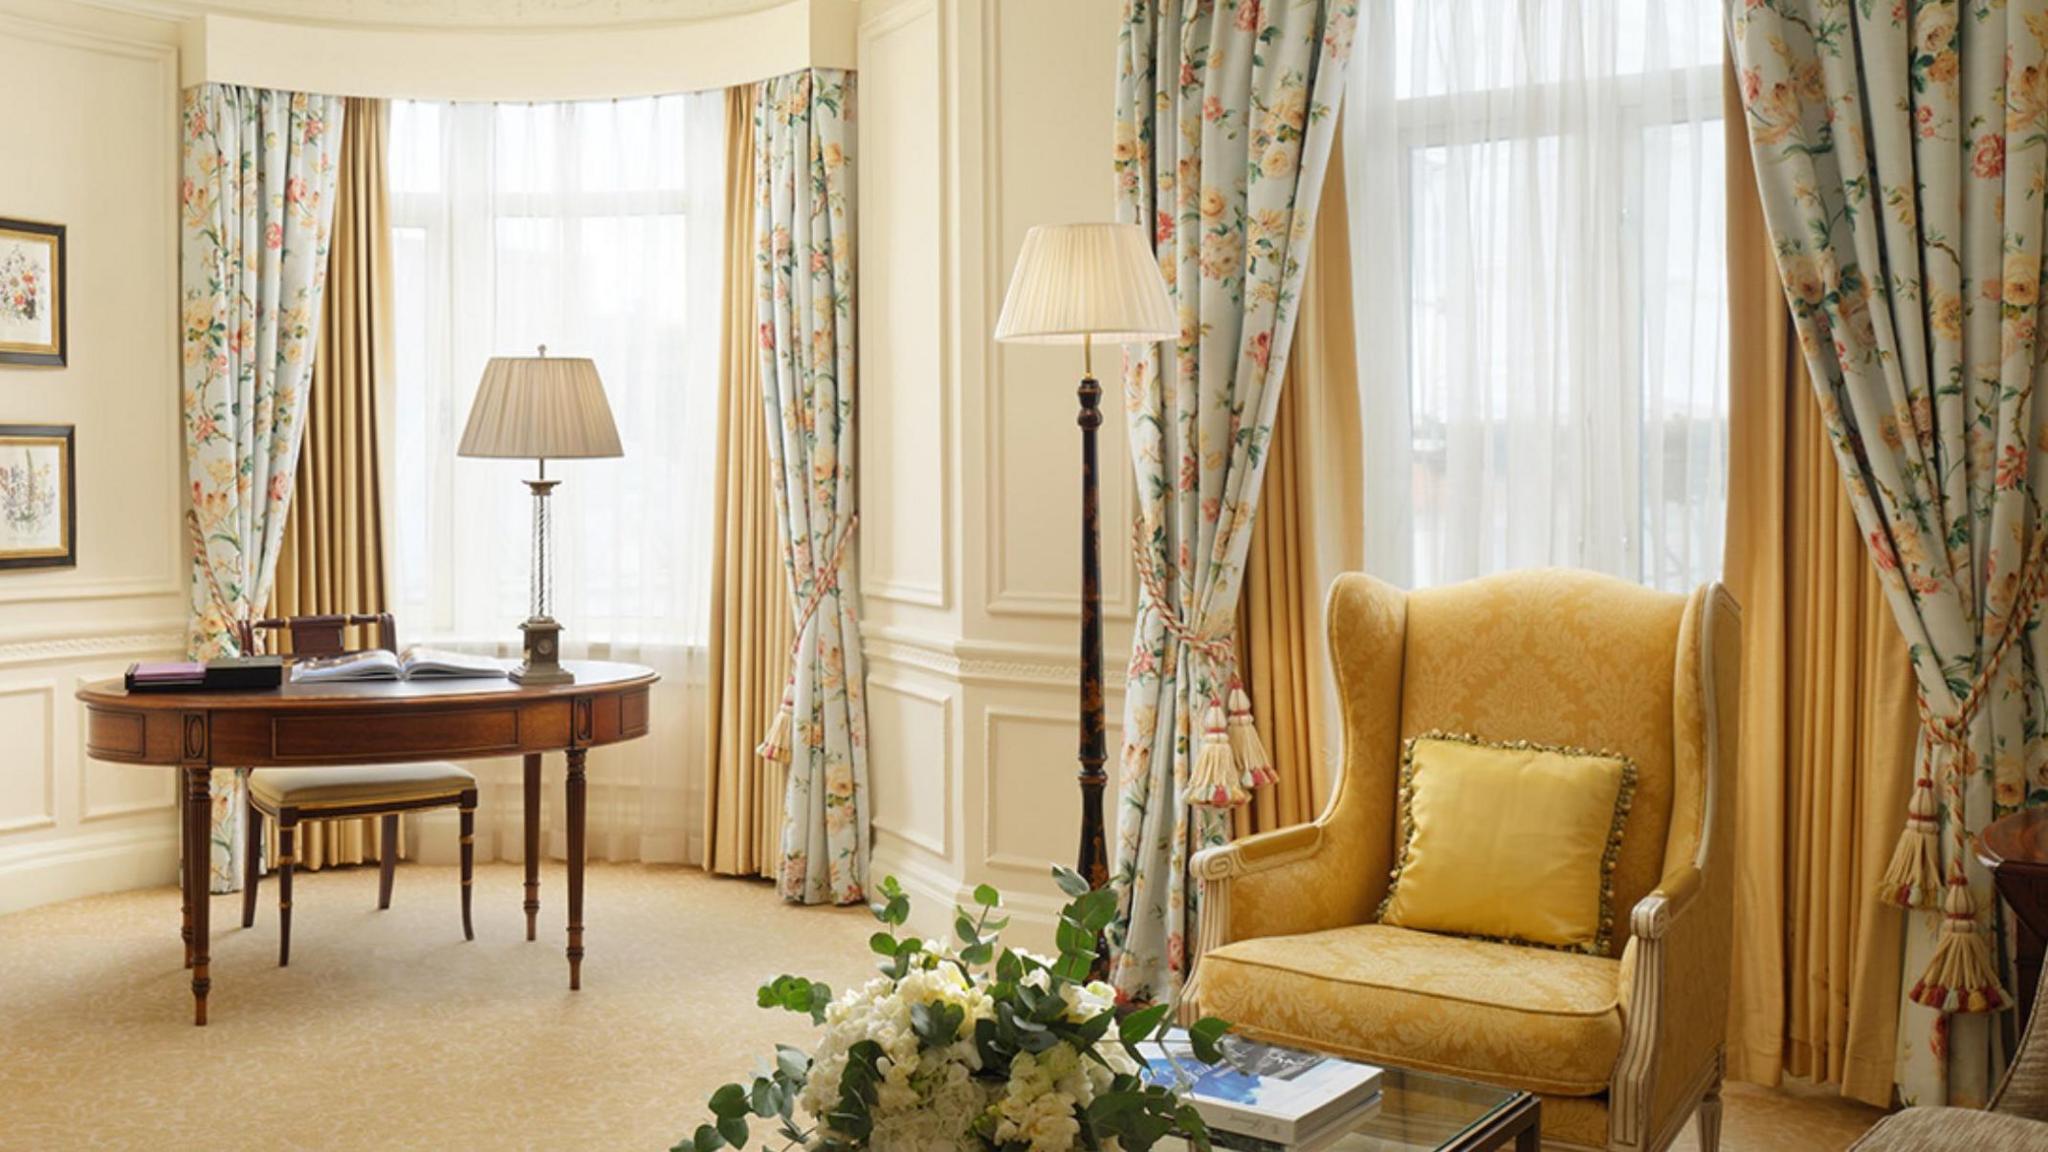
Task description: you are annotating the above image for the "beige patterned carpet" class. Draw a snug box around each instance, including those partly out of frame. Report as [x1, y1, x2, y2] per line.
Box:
[0, 863, 1884, 1151]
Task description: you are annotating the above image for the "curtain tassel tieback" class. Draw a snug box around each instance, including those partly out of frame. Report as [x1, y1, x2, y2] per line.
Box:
[1908, 870, 2012, 1015]
[1190, 702, 1248, 810]
[1885, 535, 2048, 1013]
[1875, 763, 1942, 911]
[1131, 519, 1270, 811]
[1226, 684, 1274, 789]
[756, 683, 796, 763]
[1894, 704, 2014, 1013]
[757, 514, 859, 765]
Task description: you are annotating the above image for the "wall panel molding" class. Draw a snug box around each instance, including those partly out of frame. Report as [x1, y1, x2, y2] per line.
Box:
[864, 625, 1129, 691]
[0, 628, 182, 669]
[0, 682, 58, 835]
[858, 0, 951, 612]
[979, 0, 1137, 625]
[865, 674, 953, 859]
[981, 705, 1084, 874]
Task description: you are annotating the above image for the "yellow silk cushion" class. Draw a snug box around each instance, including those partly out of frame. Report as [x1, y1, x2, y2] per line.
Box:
[1377, 732, 1636, 955]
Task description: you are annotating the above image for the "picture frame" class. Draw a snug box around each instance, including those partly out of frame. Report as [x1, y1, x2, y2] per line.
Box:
[0, 218, 66, 367]
[0, 424, 75, 570]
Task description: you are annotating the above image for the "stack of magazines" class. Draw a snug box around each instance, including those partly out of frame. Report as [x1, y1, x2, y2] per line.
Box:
[1138, 1031, 1383, 1151]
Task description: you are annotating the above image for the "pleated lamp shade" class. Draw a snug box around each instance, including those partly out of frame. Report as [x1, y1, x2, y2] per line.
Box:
[994, 223, 1177, 345]
[457, 347, 624, 460]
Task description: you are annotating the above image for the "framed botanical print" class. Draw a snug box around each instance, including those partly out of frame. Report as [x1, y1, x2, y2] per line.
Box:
[0, 425, 75, 570]
[0, 219, 65, 367]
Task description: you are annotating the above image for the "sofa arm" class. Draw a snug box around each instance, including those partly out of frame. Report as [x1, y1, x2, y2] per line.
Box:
[1610, 870, 1728, 1150]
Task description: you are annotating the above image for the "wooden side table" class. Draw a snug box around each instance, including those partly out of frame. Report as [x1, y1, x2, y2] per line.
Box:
[1977, 808, 2048, 1026]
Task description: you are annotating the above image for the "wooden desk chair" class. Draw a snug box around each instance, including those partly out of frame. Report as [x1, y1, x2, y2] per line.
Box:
[234, 613, 478, 966]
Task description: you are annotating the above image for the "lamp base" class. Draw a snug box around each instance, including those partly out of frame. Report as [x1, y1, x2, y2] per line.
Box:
[511, 617, 574, 685]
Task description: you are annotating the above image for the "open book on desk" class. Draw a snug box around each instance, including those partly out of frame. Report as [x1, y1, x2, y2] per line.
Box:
[290, 647, 509, 684]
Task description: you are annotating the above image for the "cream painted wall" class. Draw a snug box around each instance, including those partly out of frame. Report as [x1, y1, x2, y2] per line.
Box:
[857, 0, 1128, 950]
[0, 0, 188, 915]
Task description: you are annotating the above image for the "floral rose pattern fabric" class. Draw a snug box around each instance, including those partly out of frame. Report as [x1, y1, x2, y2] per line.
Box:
[1729, 0, 2048, 1107]
[1109, 0, 1357, 1005]
[754, 69, 870, 906]
[182, 84, 343, 892]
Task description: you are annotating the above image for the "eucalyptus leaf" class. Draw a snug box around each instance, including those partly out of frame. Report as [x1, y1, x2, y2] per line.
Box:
[1052, 864, 1092, 898]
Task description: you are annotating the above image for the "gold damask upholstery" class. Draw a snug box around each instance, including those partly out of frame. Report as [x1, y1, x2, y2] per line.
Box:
[1187, 570, 1739, 1152]
[1197, 924, 1623, 1095]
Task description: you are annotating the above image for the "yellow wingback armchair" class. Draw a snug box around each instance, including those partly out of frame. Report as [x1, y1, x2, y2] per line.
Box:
[1185, 569, 1739, 1152]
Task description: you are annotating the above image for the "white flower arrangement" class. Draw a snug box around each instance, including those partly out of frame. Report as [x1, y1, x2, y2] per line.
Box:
[678, 868, 1229, 1152]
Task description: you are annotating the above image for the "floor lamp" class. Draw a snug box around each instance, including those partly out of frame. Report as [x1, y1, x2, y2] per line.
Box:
[994, 223, 1178, 889]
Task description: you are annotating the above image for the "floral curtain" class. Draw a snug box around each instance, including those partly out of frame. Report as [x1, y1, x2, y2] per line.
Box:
[1109, 0, 1358, 1005]
[754, 69, 870, 906]
[1729, 1, 2048, 1107]
[181, 84, 345, 893]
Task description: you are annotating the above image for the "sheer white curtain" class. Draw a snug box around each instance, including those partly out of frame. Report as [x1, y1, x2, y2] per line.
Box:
[388, 94, 724, 866]
[1348, 0, 1727, 591]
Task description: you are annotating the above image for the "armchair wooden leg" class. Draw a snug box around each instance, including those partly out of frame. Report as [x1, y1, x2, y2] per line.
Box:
[460, 790, 476, 942]
[378, 813, 399, 910]
[1696, 1055, 1724, 1152]
[277, 818, 296, 968]
[241, 797, 260, 930]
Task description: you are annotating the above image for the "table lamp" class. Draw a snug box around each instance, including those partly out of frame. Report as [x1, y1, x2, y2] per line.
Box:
[457, 345, 623, 685]
[994, 222, 1177, 889]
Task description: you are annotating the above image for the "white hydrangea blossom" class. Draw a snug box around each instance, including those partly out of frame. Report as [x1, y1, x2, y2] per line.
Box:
[798, 950, 1137, 1152]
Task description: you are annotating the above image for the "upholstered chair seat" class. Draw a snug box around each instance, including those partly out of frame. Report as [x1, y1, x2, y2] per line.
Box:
[1198, 923, 1625, 1096]
[1184, 569, 1740, 1152]
[249, 762, 477, 811]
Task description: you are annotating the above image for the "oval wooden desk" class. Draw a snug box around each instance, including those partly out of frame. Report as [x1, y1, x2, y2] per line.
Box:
[77, 660, 657, 1025]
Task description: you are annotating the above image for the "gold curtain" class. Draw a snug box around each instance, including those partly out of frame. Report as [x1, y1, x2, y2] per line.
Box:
[703, 85, 793, 878]
[1723, 69, 1916, 1108]
[1235, 126, 1364, 837]
[267, 97, 400, 872]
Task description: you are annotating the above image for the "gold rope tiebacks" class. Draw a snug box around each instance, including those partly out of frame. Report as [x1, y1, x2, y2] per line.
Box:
[1880, 523, 2048, 1016]
[757, 513, 860, 764]
[1130, 518, 1274, 811]
[185, 509, 252, 654]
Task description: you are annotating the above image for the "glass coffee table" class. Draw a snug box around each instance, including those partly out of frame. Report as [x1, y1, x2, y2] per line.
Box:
[1166, 1065, 1539, 1152]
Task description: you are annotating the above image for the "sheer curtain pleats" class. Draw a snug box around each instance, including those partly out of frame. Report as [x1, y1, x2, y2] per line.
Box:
[388, 94, 725, 866]
[1349, 0, 1727, 592]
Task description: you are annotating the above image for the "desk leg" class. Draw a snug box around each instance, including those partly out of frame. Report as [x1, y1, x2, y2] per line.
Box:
[524, 752, 541, 942]
[179, 786, 193, 969]
[566, 747, 586, 991]
[184, 765, 211, 1027]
